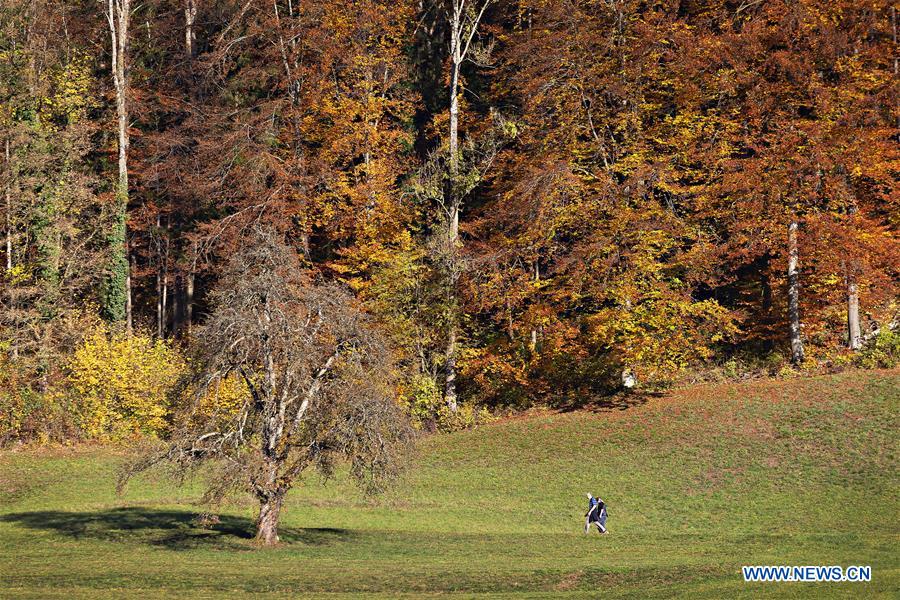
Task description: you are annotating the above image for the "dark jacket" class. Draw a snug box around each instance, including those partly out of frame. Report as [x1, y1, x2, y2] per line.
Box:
[586, 497, 605, 521]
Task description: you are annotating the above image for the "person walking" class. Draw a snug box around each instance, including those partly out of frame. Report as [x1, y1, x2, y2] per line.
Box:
[584, 493, 608, 534]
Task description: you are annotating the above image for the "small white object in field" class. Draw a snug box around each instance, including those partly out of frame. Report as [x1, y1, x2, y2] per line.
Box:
[621, 369, 636, 389]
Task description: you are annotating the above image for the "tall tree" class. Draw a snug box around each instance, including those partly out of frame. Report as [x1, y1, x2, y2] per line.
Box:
[125, 228, 412, 545]
[101, 0, 132, 327]
[441, 0, 492, 411]
[465, 0, 739, 399]
[787, 220, 805, 364]
[0, 0, 106, 372]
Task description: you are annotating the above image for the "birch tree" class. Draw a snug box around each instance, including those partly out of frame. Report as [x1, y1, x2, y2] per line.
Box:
[101, 0, 132, 328]
[787, 220, 805, 365]
[442, 0, 491, 411]
[845, 203, 862, 350]
[184, 0, 197, 58]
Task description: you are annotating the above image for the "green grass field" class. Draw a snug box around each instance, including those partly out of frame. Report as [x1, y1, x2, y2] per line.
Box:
[1, 370, 898, 598]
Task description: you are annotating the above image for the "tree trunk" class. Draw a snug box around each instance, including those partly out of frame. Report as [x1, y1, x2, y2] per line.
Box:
[156, 269, 163, 337]
[116, 2, 130, 327]
[530, 259, 539, 353]
[161, 272, 168, 336]
[4, 136, 14, 360]
[156, 213, 169, 338]
[184, 0, 196, 58]
[4, 137, 10, 272]
[172, 275, 182, 336]
[126, 251, 133, 334]
[444, 295, 459, 411]
[186, 271, 194, 335]
[787, 220, 804, 365]
[847, 274, 861, 350]
[448, 64, 460, 241]
[444, 327, 458, 412]
[102, 0, 131, 324]
[845, 203, 862, 351]
[441, 0, 490, 411]
[443, 7, 462, 412]
[255, 490, 285, 546]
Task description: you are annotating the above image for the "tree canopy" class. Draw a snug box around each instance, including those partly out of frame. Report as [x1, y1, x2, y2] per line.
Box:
[1, 0, 897, 425]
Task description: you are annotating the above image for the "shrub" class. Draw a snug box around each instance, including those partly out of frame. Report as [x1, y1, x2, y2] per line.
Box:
[404, 373, 442, 428]
[1, 361, 48, 444]
[0, 306, 108, 444]
[433, 402, 495, 433]
[854, 328, 900, 369]
[404, 373, 493, 432]
[590, 296, 739, 385]
[67, 330, 187, 440]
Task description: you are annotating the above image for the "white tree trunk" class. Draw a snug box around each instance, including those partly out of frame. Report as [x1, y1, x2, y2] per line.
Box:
[787, 221, 804, 365]
[846, 202, 862, 351]
[105, 0, 131, 326]
[186, 271, 194, 334]
[530, 259, 539, 353]
[4, 137, 10, 272]
[109, 0, 130, 194]
[443, 3, 463, 411]
[847, 276, 861, 350]
[4, 136, 13, 360]
[156, 213, 170, 338]
[184, 0, 196, 57]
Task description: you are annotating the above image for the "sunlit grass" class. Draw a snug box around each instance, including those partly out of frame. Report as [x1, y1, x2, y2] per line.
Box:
[1, 370, 897, 598]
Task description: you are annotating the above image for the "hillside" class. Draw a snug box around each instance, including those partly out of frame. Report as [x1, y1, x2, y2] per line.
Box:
[0, 370, 898, 598]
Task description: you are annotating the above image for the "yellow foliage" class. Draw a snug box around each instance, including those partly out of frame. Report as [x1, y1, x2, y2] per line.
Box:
[590, 295, 738, 383]
[4, 264, 30, 286]
[67, 329, 187, 440]
[402, 373, 494, 433]
[191, 374, 250, 424]
[40, 54, 94, 126]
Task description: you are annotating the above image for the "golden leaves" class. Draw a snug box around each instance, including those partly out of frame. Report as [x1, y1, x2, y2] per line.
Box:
[66, 328, 187, 440]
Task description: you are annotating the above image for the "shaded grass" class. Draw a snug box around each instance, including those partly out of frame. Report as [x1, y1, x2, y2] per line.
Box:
[0, 370, 898, 598]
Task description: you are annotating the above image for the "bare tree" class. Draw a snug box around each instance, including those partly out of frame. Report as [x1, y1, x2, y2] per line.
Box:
[123, 227, 413, 545]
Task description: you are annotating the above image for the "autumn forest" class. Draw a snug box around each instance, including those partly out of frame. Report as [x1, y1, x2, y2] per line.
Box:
[1, 0, 898, 443]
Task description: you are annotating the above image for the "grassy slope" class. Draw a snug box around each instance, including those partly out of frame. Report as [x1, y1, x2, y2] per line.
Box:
[0, 370, 897, 598]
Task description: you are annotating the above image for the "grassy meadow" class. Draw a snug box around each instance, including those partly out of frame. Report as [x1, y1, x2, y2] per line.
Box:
[0, 370, 897, 598]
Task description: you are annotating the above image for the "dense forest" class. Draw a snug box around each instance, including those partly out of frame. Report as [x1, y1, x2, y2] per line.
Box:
[0, 0, 897, 443]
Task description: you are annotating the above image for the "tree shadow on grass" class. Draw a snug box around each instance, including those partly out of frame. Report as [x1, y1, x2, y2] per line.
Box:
[553, 390, 657, 413]
[0, 507, 355, 551]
